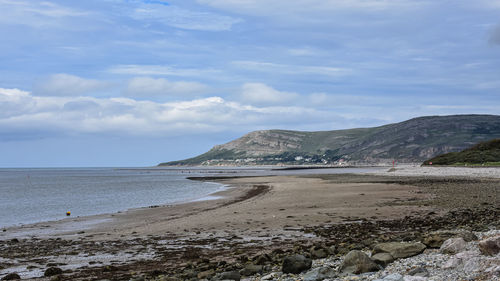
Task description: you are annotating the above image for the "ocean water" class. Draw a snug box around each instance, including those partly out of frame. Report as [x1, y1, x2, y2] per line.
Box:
[0, 168, 227, 228]
[0, 167, 382, 228]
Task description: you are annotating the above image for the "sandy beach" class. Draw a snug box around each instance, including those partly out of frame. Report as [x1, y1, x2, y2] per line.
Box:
[0, 167, 499, 280]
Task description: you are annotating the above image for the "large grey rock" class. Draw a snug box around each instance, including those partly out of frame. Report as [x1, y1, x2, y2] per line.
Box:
[372, 242, 426, 259]
[478, 235, 500, 256]
[441, 250, 479, 269]
[282, 255, 312, 274]
[440, 237, 466, 254]
[423, 230, 478, 248]
[371, 253, 394, 267]
[339, 250, 379, 275]
[303, 266, 337, 281]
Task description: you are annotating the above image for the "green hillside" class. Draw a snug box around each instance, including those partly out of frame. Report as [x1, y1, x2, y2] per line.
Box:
[423, 139, 500, 166]
[160, 114, 500, 166]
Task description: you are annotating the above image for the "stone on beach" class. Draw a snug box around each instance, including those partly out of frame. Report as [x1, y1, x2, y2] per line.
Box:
[407, 266, 430, 277]
[1, 273, 21, 280]
[218, 270, 240, 281]
[239, 264, 263, 276]
[44, 267, 63, 277]
[282, 254, 312, 274]
[439, 237, 466, 254]
[371, 252, 395, 267]
[372, 242, 426, 259]
[478, 235, 500, 256]
[310, 245, 329, 259]
[423, 230, 477, 248]
[303, 266, 337, 281]
[373, 273, 403, 281]
[339, 250, 379, 275]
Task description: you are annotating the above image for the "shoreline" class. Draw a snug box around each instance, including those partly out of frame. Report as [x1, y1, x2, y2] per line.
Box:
[0, 167, 499, 280]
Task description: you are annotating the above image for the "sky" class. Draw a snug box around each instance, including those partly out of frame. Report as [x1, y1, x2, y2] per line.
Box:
[1, 0, 499, 167]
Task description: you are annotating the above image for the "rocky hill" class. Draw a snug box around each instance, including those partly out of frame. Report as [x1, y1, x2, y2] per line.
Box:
[423, 138, 500, 166]
[159, 114, 500, 166]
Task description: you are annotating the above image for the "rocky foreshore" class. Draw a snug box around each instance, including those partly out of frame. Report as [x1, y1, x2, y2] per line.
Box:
[0, 172, 499, 281]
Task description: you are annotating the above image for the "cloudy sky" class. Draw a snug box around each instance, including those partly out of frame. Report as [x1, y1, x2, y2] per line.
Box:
[1, 0, 499, 167]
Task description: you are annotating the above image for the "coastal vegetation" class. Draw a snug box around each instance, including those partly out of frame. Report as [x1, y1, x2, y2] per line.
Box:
[423, 138, 500, 166]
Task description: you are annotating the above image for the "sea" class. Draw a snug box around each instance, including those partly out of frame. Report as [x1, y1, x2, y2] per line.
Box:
[0, 167, 381, 228]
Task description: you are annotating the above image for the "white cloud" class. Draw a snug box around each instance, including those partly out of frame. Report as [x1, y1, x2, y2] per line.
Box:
[1, 87, 498, 141]
[108, 65, 221, 77]
[130, 3, 242, 31]
[232, 61, 350, 77]
[197, 0, 426, 18]
[34, 74, 110, 96]
[0, 0, 88, 28]
[125, 77, 208, 97]
[240, 83, 299, 106]
[0, 88, 334, 138]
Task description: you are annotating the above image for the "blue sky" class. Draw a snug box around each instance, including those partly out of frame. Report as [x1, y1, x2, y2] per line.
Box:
[1, 0, 499, 167]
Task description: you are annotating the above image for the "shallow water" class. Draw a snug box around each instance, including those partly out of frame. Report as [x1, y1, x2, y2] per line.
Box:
[0, 168, 225, 228]
[0, 166, 382, 228]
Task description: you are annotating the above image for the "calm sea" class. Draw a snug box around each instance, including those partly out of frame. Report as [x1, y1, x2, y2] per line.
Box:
[0, 167, 381, 228]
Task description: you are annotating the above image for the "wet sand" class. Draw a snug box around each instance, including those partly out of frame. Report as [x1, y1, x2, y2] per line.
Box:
[1, 175, 430, 241]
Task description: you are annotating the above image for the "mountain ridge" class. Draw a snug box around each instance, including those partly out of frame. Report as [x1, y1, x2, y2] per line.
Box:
[159, 114, 500, 166]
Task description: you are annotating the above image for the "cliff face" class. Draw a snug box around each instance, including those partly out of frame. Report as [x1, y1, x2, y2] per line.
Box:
[160, 114, 500, 166]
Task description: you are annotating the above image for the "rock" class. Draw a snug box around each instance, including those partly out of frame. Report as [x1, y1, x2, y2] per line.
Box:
[485, 265, 500, 277]
[403, 276, 428, 281]
[372, 242, 426, 259]
[282, 254, 312, 274]
[439, 238, 466, 254]
[182, 269, 197, 279]
[239, 264, 262, 276]
[102, 265, 118, 272]
[44, 267, 63, 277]
[463, 257, 481, 272]
[371, 253, 394, 267]
[197, 269, 215, 279]
[253, 254, 271, 265]
[303, 266, 337, 281]
[310, 246, 329, 259]
[339, 250, 379, 275]
[1, 273, 21, 280]
[218, 270, 240, 281]
[373, 273, 403, 281]
[49, 276, 63, 281]
[328, 245, 336, 255]
[261, 272, 281, 280]
[156, 277, 181, 281]
[407, 267, 429, 277]
[478, 235, 500, 256]
[423, 230, 477, 248]
[442, 250, 480, 270]
[442, 257, 461, 269]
